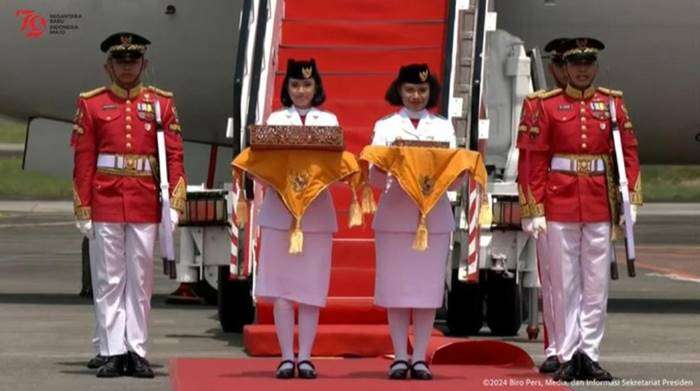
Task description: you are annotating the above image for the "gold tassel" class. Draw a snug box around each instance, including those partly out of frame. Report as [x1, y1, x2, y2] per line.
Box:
[234, 171, 248, 227]
[361, 184, 377, 214]
[288, 218, 304, 254]
[412, 215, 429, 251]
[348, 190, 363, 227]
[235, 198, 248, 227]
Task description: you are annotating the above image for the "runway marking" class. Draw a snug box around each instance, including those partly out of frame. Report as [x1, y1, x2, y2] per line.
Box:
[0, 221, 74, 229]
[636, 261, 700, 284]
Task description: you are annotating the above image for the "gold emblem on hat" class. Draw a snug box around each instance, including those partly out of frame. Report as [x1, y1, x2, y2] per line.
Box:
[301, 66, 313, 79]
[576, 38, 588, 50]
[120, 35, 133, 45]
[419, 70, 429, 82]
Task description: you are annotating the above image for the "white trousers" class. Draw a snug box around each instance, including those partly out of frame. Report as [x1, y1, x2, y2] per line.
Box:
[546, 222, 611, 362]
[536, 234, 558, 358]
[89, 222, 157, 358]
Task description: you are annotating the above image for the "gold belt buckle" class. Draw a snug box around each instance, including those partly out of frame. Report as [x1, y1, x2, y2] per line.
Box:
[125, 157, 137, 171]
[576, 158, 592, 175]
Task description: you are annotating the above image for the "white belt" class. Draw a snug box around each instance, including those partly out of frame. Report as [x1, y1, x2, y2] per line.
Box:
[551, 156, 605, 175]
[97, 154, 153, 172]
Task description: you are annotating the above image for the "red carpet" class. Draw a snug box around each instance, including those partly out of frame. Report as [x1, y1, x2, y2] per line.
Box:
[170, 356, 569, 391]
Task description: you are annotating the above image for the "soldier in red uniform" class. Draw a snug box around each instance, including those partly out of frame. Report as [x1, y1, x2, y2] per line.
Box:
[518, 37, 569, 375]
[525, 38, 641, 381]
[72, 32, 186, 378]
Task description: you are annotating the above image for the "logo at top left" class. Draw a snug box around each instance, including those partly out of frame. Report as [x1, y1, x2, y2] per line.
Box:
[16, 9, 47, 39]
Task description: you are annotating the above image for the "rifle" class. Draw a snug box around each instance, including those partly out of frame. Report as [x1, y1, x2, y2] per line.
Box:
[155, 100, 176, 278]
[609, 97, 636, 277]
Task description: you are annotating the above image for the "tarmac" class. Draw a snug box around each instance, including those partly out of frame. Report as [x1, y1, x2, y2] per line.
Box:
[0, 202, 698, 391]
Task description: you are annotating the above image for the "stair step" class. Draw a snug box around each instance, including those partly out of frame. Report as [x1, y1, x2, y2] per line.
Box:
[278, 46, 444, 74]
[284, 0, 448, 21]
[256, 296, 385, 324]
[243, 323, 443, 357]
[282, 20, 446, 47]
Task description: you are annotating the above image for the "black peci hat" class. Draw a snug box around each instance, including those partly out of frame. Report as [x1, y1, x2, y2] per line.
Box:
[561, 37, 605, 62]
[286, 58, 318, 80]
[100, 32, 150, 59]
[397, 63, 432, 84]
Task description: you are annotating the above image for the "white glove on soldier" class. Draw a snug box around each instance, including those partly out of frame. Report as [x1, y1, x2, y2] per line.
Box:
[76, 219, 94, 238]
[170, 208, 179, 233]
[620, 204, 638, 226]
[531, 216, 547, 239]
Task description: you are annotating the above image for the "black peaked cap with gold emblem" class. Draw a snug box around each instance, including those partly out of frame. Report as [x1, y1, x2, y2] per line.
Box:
[286, 58, 318, 79]
[100, 32, 151, 59]
[544, 37, 570, 64]
[561, 37, 605, 62]
[397, 64, 431, 84]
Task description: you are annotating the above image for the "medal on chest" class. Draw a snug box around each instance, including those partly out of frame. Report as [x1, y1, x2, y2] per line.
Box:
[137, 100, 155, 122]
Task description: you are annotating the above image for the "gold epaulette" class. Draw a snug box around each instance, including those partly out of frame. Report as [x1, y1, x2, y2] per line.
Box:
[79, 86, 107, 99]
[148, 85, 174, 97]
[597, 87, 623, 97]
[527, 89, 545, 99]
[540, 88, 562, 99]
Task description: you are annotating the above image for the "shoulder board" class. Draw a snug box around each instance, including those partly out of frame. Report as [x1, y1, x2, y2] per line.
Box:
[597, 87, 623, 97]
[148, 86, 174, 97]
[79, 86, 106, 99]
[526, 89, 546, 99]
[540, 88, 562, 99]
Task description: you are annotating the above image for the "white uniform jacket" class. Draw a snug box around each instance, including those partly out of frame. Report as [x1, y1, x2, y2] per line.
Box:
[257, 106, 340, 233]
[370, 108, 458, 233]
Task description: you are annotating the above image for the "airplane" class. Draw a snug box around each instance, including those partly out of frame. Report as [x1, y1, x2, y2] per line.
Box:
[1, 0, 697, 339]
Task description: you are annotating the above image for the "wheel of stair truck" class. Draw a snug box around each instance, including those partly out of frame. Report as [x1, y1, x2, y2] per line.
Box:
[485, 270, 522, 336]
[193, 280, 218, 305]
[446, 272, 484, 335]
[217, 266, 254, 333]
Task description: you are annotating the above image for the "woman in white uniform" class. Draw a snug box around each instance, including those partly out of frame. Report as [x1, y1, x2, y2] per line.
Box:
[254, 59, 339, 379]
[370, 64, 457, 380]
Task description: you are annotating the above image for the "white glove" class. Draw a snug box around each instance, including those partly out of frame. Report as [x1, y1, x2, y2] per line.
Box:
[531, 216, 547, 239]
[76, 219, 94, 238]
[620, 204, 638, 226]
[170, 208, 179, 233]
[521, 218, 534, 236]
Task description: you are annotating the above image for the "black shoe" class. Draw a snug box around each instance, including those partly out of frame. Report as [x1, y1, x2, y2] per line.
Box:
[297, 360, 317, 379]
[539, 355, 560, 374]
[87, 354, 107, 369]
[95, 354, 126, 378]
[126, 351, 155, 378]
[552, 356, 578, 382]
[275, 360, 295, 379]
[578, 353, 613, 381]
[409, 361, 433, 380]
[388, 360, 409, 380]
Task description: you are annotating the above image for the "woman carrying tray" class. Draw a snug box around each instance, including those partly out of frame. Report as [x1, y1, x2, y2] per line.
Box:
[369, 64, 457, 380]
[252, 59, 341, 379]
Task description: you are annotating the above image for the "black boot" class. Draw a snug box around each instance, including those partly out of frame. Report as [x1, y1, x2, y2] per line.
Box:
[87, 354, 107, 369]
[552, 353, 579, 382]
[539, 355, 560, 374]
[95, 354, 126, 378]
[578, 353, 613, 381]
[126, 351, 155, 378]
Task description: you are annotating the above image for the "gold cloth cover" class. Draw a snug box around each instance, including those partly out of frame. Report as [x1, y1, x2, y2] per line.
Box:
[232, 148, 362, 253]
[359, 146, 487, 250]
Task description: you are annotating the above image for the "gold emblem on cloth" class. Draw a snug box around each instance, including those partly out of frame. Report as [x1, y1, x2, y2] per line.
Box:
[288, 170, 310, 193]
[419, 175, 434, 196]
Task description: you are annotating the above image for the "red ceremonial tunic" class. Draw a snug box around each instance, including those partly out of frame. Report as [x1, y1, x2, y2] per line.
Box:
[526, 85, 642, 223]
[71, 84, 186, 223]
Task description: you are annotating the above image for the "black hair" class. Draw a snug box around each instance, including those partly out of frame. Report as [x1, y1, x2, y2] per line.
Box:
[280, 73, 326, 107]
[384, 75, 441, 108]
